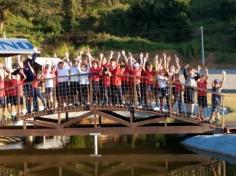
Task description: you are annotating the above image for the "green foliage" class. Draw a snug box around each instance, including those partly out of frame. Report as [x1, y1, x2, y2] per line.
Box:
[215, 52, 236, 65]
[0, 0, 236, 66]
[100, 0, 192, 42]
[67, 136, 93, 149]
[220, 0, 236, 20]
[94, 34, 180, 52]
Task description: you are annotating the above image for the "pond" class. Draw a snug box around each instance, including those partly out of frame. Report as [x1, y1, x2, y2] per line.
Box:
[0, 135, 235, 176]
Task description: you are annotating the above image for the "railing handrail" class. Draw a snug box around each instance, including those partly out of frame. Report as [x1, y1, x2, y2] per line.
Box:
[0, 73, 224, 97]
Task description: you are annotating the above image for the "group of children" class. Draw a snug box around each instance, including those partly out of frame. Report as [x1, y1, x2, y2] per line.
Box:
[0, 50, 226, 125]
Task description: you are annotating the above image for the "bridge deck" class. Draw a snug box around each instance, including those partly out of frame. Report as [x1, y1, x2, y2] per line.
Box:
[0, 73, 230, 136]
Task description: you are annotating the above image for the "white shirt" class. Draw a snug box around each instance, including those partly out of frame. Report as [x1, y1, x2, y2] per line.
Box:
[44, 69, 54, 88]
[57, 66, 69, 83]
[78, 66, 90, 85]
[158, 75, 168, 88]
[70, 66, 79, 82]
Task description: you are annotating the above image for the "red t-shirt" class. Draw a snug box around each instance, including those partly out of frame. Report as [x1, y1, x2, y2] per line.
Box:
[11, 79, 18, 96]
[4, 80, 12, 96]
[121, 67, 130, 82]
[90, 67, 101, 82]
[17, 80, 24, 97]
[102, 72, 111, 87]
[90, 67, 101, 81]
[32, 78, 40, 89]
[110, 67, 122, 86]
[131, 69, 142, 84]
[0, 81, 4, 97]
[174, 80, 182, 93]
[143, 70, 156, 85]
[197, 80, 207, 96]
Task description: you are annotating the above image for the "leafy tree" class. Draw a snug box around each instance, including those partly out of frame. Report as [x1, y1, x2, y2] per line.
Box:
[220, 0, 236, 20]
[0, 0, 19, 34]
[62, 0, 80, 31]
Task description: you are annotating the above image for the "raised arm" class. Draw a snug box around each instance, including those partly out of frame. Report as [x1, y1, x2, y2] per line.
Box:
[142, 53, 149, 71]
[19, 68, 26, 81]
[116, 52, 121, 62]
[175, 55, 181, 73]
[108, 51, 114, 63]
[27, 61, 35, 75]
[163, 53, 167, 70]
[221, 70, 226, 88]
[121, 50, 128, 63]
[183, 64, 189, 80]
[64, 52, 72, 67]
[166, 56, 171, 71]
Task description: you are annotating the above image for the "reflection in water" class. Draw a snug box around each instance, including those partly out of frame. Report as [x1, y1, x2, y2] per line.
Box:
[0, 135, 234, 175]
[0, 154, 227, 176]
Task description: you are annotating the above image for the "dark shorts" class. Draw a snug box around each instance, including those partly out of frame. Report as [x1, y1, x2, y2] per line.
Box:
[24, 84, 33, 97]
[70, 82, 79, 95]
[159, 87, 168, 98]
[212, 96, 221, 112]
[45, 87, 53, 95]
[198, 96, 208, 108]
[121, 81, 130, 95]
[145, 84, 155, 93]
[6, 96, 22, 106]
[0, 97, 5, 107]
[184, 87, 195, 104]
[174, 92, 182, 101]
[57, 82, 70, 96]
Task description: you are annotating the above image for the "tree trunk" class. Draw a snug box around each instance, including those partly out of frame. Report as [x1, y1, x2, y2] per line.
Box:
[0, 21, 4, 35]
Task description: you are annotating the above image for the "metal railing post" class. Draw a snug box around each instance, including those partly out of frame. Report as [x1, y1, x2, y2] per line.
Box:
[53, 77, 57, 110]
[133, 76, 137, 108]
[89, 77, 93, 109]
[17, 82, 21, 121]
[221, 95, 225, 129]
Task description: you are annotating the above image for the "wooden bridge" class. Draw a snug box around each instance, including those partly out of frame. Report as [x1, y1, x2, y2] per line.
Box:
[0, 74, 233, 136]
[0, 150, 227, 176]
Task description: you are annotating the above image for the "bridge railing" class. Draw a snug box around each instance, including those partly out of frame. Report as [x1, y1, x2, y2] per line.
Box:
[0, 73, 225, 127]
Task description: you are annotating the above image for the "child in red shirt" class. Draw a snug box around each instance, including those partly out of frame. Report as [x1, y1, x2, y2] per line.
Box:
[110, 59, 123, 106]
[0, 74, 5, 120]
[130, 62, 142, 106]
[32, 73, 46, 112]
[90, 60, 102, 105]
[5, 74, 13, 117]
[173, 74, 183, 113]
[143, 61, 156, 107]
[197, 68, 208, 121]
[101, 67, 111, 105]
[16, 70, 26, 116]
[120, 60, 130, 105]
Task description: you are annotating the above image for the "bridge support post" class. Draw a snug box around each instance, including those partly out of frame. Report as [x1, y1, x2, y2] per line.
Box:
[130, 107, 135, 125]
[65, 112, 69, 121]
[98, 115, 102, 127]
[23, 117, 27, 130]
[58, 113, 61, 128]
[90, 133, 101, 157]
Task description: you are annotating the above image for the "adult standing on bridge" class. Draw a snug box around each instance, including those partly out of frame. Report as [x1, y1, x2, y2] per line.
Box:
[11, 53, 37, 114]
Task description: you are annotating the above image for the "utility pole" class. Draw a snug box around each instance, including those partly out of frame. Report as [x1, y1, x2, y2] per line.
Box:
[200, 26, 205, 66]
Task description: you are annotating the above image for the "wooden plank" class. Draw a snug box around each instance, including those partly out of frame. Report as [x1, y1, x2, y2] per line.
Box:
[95, 110, 130, 127]
[25, 120, 58, 129]
[133, 117, 166, 127]
[0, 154, 211, 163]
[0, 126, 218, 136]
[61, 111, 93, 128]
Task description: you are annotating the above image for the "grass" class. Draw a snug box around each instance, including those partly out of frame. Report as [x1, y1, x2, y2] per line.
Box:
[223, 93, 236, 122]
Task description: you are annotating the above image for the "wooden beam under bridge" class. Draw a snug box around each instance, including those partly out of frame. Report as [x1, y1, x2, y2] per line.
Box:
[0, 126, 221, 136]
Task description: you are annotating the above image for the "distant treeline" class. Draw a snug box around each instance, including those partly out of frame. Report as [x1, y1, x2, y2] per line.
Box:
[1, 0, 236, 59]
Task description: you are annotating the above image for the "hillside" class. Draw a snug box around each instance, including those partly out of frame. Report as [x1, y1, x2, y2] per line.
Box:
[0, 0, 236, 67]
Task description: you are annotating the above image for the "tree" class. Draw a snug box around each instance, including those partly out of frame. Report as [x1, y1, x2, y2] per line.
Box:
[0, 0, 19, 35]
[62, 0, 80, 32]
